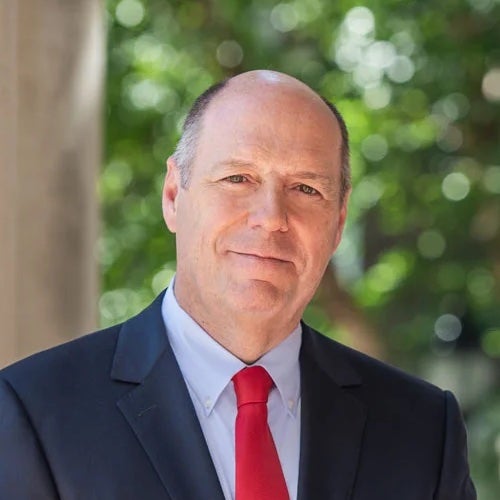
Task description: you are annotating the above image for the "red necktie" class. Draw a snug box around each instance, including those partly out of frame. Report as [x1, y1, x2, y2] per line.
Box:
[232, 366, 289, 500]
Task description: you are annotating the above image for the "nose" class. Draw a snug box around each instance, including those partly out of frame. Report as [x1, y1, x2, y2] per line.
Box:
[248, 184, 288, 233]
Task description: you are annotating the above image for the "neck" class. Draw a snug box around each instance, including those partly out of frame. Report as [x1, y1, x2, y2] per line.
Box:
[174, 286, 301, 364]
[204, 319, 295, 364]
[194, 309, 300, 364]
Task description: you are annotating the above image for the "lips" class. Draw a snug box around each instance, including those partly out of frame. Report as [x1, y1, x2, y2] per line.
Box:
[229, 251, 292, 264]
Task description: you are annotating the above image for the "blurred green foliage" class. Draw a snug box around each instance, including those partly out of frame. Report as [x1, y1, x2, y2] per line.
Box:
[103, 0, 500, 495]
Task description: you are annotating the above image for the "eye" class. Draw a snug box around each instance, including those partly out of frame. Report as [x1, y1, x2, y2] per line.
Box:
[297, 184, 319, 195]
[224, 174, 247, 183]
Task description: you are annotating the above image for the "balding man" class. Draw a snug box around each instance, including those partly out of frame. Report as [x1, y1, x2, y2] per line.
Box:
[0, 71, 475, 499]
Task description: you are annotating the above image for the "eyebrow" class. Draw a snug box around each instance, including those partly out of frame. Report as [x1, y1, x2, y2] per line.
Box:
[291, 171, 334, 183]
[214, 159, 255, 170]
[290, 170, 338, 193]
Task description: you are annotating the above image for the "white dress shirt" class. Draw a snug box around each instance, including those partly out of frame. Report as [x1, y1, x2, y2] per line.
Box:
[161, 281, 301, 500]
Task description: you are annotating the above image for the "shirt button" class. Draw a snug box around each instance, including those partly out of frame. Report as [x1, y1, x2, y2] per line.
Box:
[205, 398, 212, 409]
[288, 399, 294, 410]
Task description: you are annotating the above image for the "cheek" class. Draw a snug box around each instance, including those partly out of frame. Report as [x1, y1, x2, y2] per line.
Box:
[300, 219, 338, 268]
[176, 196, 229, 252]
[199, 191, 247, 233]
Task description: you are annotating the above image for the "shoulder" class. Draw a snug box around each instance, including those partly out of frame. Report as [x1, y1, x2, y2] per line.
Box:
[0, 323, 123, 403]
[0, 291, 167, 410]
[303, 327, 476, 498]
[302, 324, 446, 412]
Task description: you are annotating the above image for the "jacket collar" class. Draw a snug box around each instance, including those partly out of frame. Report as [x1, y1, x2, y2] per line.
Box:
[111, 291, 225, 500]
[110, 292, 168, 383]
[297, 323, 367, 500]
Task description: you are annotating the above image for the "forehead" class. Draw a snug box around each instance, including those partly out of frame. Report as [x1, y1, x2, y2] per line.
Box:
[195, 84, 342, 174]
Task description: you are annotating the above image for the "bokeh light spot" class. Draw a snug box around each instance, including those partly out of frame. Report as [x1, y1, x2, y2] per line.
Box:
[417, 230, 446, 259]
[483, 166, 500, 194]
[386, 55, 415, 83]
[353, 176, 385, 209]
[99, 160, 132, 201]
[151, 263, 176, 295]
[127, 79, 166, 109]
[115, 0, 145, 28]
[442, 172, 470, 201]
[353, 65, 382, 89]
[368, 263, 398, 292]
[335, 44, 363, 72]
[270, 3, 299, 32]
[482, 68, 500, 101]
[344, 7, 375, 36]
[468, 0, 496, 14]
[365, 41, 396, 69]
[216, 40, 244, 68]
[434, 314, 462, 342]
[99, 288, 147, 325]
[390, 31, 415, 56]
[467, 268, 495, 299]
[433, 93, 470, 121]
[437, 125, 463, 153]
[363, 83, 392, 109]
[361, 134, 388, 161]
[481, 328, 500, 358]
[363, 251, 411, 295]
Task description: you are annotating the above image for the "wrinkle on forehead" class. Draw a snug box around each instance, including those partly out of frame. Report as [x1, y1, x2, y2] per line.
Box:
[193, 70, 343, 191]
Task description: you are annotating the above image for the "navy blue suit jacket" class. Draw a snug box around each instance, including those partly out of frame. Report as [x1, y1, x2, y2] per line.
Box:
[0, 292, 476, 499]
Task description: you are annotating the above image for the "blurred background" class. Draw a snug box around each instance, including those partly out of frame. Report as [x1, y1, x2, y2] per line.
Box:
[1, 0, 499, 496]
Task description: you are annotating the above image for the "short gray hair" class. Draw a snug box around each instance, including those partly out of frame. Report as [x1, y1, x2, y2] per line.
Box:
[172, 80, 229, 188]
[172, 79, 351, 201]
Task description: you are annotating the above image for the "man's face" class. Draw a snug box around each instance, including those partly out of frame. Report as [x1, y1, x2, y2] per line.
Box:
[163, 79, 348, 326]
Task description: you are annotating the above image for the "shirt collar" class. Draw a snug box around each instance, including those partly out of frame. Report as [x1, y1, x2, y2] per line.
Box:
[161, 278, 301, 418]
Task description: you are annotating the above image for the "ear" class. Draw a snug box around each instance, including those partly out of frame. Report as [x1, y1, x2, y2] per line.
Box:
[162, 156, 181, 233]
[332, 189, 351, 252]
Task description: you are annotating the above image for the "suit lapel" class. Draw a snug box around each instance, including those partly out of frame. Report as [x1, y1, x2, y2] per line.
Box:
[111, 292, 225, 500]
[109, 294, 366, 500]
[297, 325, 367, 500]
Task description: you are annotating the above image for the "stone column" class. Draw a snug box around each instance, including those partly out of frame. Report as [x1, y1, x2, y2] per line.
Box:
[0, 0, 104, 367]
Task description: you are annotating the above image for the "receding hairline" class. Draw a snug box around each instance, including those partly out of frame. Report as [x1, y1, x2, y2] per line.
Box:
[172, 71, 351, 200]
[202, 70, 338, 127]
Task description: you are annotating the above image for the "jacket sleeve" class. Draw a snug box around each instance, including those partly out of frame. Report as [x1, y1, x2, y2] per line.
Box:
[0, 378, 60, 499]
[434, 390, 477, 500]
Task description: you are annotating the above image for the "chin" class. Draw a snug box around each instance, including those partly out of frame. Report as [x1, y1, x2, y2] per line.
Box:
[223, 278, 293, 314]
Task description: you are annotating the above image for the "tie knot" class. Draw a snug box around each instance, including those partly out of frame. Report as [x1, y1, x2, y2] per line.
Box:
[232, 366, 273, 408]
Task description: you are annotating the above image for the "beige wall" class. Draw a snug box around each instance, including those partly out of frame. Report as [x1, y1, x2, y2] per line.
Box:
[0, 0, 104, 367]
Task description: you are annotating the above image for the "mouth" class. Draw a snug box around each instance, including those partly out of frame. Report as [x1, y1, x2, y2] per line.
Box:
[229, 251, 292, 264]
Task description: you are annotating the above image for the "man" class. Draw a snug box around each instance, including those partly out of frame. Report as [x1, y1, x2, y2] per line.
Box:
[0, 70, 475, 499]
